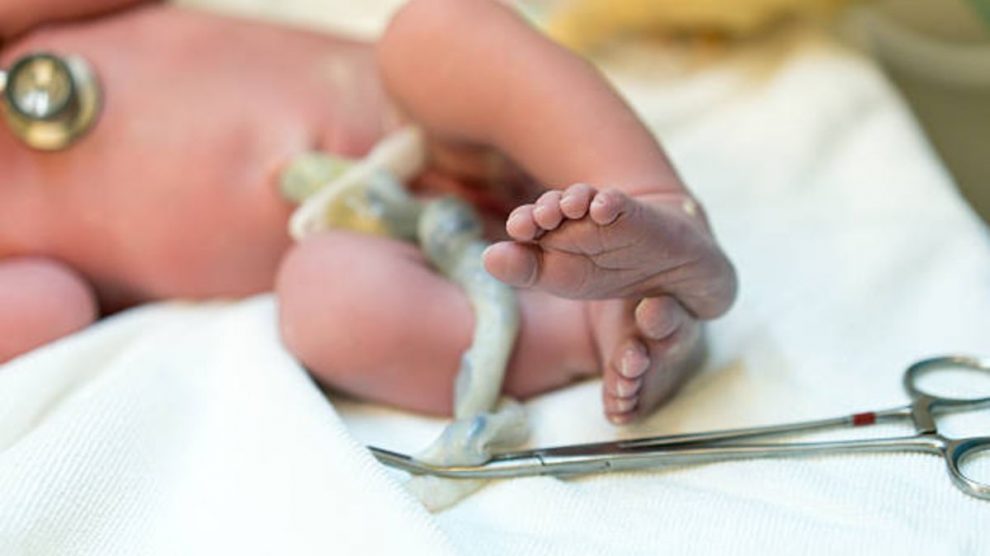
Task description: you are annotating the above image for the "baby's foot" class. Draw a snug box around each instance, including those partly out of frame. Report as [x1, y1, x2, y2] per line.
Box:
[592, 296, 706, 424]
[483, 184, 736, 319]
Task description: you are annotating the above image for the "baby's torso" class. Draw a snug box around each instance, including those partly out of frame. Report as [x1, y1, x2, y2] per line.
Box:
[0, 145, 295, 311]
[0, 4, 390, 311]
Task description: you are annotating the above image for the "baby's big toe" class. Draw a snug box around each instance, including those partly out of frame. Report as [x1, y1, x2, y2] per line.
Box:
[483, 241, 539, 287]
[635, 296, 689, 341]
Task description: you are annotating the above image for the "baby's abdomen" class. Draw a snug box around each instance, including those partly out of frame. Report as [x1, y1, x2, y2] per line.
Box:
[51, 172, 297, 312]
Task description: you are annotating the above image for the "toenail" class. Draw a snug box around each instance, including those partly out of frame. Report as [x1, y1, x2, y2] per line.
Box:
[615, 378, 640, 398]
[620, 346, 649, 378]
[609, 413, 634, 425]
[615, 397, 637, 412]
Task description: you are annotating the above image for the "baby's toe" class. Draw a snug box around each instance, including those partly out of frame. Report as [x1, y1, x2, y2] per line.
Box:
[604, 362, 643, 399]
[604, 394, 638, 414]
[604, 391, 638, 424]
[635, 296, 689, 341]
[506, 204, 541, 241]
[603, 337, 650, 424]
[483, 242, 539, 287]
[533, 190, 565, 231]
[588, 188, 631, 226]
[560, 183, 595, 219]
[616, 338, 650, 379]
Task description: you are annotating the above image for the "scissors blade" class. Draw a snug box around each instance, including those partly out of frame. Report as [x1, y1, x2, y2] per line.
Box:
[368, 414, 874, 478]
[369, 446, 555, 478]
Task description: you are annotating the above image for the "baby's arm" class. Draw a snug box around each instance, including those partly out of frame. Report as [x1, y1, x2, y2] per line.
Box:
[0, 0, 152, 40]
[378, 0, 682, 197]
[0, 257, 98, 363]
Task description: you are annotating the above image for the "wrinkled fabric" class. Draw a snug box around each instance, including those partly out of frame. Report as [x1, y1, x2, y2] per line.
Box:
[3, 1, 989, 553]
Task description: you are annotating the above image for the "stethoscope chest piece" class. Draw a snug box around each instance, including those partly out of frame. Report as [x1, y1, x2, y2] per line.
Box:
[0, 52, 101, 151]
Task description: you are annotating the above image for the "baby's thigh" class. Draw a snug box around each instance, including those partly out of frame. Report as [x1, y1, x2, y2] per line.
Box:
[276, 231, 475, 414]
[0, 257, 98, 363]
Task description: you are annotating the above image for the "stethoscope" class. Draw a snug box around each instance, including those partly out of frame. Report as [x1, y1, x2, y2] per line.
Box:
[0, 52, 101, 151]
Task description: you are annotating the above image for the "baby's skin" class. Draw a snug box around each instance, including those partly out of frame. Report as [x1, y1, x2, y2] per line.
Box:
[0, 0, 736, 424]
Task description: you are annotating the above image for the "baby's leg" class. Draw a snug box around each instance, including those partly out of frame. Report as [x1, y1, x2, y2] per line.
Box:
[0, 257, 99, 363]
[379, 0, 736, 421]
[276, 232, 597, 415]
[380, 0, 734, 312]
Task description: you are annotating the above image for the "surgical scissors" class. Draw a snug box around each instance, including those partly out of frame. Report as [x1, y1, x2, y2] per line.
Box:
[369, 355, 990, 500]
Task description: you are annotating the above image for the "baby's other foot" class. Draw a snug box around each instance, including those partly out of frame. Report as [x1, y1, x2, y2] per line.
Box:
[593, 296, 705, 424]
[484, 185, 736, 319]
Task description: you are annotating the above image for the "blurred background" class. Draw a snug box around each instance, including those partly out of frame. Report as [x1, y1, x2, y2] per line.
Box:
[532, 0, 990, 224]
[178, 0, 990, 224]
[846, 0, 990, 225]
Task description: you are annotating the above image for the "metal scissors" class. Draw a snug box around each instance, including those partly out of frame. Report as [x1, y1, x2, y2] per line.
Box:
[369, 355, 990, 500]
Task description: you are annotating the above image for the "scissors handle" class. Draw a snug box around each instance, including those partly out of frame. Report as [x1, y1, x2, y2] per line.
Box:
[945, 437, 990, 500]
[549, 434, 990, 502]
[904, 355, 990, 409]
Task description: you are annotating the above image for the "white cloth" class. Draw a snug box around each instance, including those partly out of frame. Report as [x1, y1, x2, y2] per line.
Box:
[3, 2, 990, 554]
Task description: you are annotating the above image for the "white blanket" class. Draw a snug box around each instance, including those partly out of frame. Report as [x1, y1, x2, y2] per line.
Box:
[3, 3, 990, 554]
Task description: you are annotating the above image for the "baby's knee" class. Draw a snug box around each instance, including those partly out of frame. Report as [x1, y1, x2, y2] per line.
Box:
[377, 0, 515, 129]
[0, 257, 98, 363]
[378, 0, 475, 90]
[275, 235, 374, 378]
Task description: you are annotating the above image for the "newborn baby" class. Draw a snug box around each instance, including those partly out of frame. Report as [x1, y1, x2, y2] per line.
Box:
[0, 0, 736, 424]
